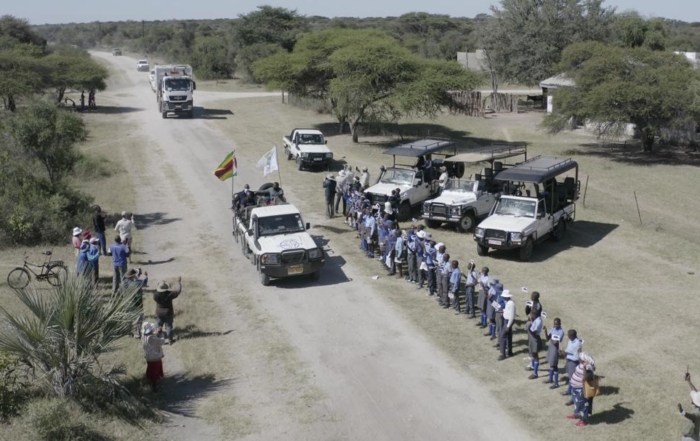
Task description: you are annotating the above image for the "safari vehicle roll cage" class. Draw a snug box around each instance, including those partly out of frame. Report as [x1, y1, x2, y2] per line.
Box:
[382, 138, 456, 167]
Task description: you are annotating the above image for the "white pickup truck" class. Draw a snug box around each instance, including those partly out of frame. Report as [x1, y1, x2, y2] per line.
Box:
[233, 197, 325, 286]
[153, 64, 196, 119]
[473, 156, 580, 261]
[136, 60, 149, 72]
[283, 129, 333, 171]
[422, 144, 527, 232]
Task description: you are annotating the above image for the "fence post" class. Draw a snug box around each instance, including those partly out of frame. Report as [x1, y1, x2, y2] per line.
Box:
[634, 191, 643, 225]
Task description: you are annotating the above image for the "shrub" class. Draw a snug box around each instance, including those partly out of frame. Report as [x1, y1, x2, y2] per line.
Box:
[0, 352, 23, 421]
[23, 398, 113, 441]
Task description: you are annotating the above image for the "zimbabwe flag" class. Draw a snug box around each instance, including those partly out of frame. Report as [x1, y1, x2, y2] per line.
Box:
[214, 151, 237, 181]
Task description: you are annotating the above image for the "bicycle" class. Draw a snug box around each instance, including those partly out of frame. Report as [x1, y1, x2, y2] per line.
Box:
[6, 250, 68, 290]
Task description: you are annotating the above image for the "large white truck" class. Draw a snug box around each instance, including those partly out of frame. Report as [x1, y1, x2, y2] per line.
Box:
[421, 144, 527, 232]
[232, 188, 325, 286]
[282, 129, 333, 171]
[473, 156, 580, 261]
[153, 64, 196, 119]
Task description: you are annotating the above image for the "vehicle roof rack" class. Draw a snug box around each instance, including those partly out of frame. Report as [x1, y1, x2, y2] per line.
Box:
[494, 155, 578, 184]
[382, 138, 455, 158]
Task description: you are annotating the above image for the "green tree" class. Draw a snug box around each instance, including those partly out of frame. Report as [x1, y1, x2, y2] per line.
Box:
[0, 15, 46, 48]
[42, 50, 108, 103]
[615, 12, 668, 50]
[237, 42, 285, 82]
[543, 41, 698, 152]
[191, 36, 235, 80]
[7, 101, 87, 185]
[0, 51, 42, 111]
[234, 6, 308, 52]
[0, 277, 141, 403]
[479, 0, 615, 85]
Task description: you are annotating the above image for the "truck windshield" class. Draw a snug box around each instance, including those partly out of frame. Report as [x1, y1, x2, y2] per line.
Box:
[298, 134, 324, 144]
[380, 169, 414, 186]
[444, 179, 476, 192]
[164, 78, 191, 92]
[494, 198, 536, 218]
[258, 214, 305, 237]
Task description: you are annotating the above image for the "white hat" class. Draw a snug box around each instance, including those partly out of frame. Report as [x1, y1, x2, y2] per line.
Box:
[436, 242, 444, 249]
[692, 391, 700, 407]
[89, 237, 99, 244]
[142, 322, 156, 336]
[501, 289, 512, 298]
[417, 231, 426, 239]
[339, 170, 346, 177]
[326, 174, 335, 180]
[579, 352, 595, 366]
[72, 227, 83, 236]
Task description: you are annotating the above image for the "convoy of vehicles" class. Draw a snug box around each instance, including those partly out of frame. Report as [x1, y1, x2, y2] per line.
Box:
[152, 64, 196, 119]
[282, 129, 333, 171]
[473, 156, 580, 261]
[422, 144, 527, 232]
[364, 139, 464, 222]
[232, 186, 325, 286]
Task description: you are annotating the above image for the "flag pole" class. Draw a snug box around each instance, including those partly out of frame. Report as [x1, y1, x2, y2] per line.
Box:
[275, 145, 283, 187]
[230, 151, 235, 207]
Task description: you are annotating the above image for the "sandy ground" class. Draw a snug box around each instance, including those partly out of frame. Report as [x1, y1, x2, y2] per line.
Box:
[90, 52, 532, 440]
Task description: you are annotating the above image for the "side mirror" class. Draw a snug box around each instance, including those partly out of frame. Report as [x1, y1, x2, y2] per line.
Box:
[324, 140, 328, 144]
[305, 222, 311, 229]
[536, 213, 544, 220]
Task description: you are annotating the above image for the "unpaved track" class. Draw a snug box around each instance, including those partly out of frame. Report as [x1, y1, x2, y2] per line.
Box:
[94, 52, 531, 441]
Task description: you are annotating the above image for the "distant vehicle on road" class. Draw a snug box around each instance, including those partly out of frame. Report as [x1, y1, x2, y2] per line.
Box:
[136, 60, 149, 71]
[283, 129, 333, 171]
[112, 48, 122, 56]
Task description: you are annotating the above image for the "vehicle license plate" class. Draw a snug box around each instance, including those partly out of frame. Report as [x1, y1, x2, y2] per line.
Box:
[488, 240, 502, 246]
[288, 265, 304, 275]
[313, 157, 322, 161]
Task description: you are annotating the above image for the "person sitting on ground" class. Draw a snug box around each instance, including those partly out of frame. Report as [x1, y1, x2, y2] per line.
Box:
[680, 372, 700, 441]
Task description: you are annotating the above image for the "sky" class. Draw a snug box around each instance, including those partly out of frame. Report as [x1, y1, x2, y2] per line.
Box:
[6, 0, 699, 25]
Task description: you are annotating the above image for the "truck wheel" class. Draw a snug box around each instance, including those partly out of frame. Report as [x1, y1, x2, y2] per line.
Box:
[457, 212, 476, 233]
[553, 221, 566, 242]
[161, 111, 167, 119]
[476, 243, 489, 256]
[311, 271, 321, 281]
[424, 219, 441, 229]
[259, 266, 270, 286]
[296, 157, 303, 171]
[398, 202, 411, 222]
[519, 238, 534, 262]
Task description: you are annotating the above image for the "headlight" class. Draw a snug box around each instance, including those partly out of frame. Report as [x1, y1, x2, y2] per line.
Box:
[308, 248, 322, 259]
[261, 253, 279, 264]
[301, 152, 309, 158]
[450, 206, 461, 214]
[475, 228, 485, 238]
[510, 232, 522, 241]
[325, 153, 332, 158]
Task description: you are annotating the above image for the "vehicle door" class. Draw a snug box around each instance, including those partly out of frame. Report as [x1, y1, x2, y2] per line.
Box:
[535, 199, 551, 239]
[412, 170, 431, 204]
[475, 180, 495, 216]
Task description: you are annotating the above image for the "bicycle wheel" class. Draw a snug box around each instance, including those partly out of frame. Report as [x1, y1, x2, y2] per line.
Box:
[47, 265, 67, 287]
[7, 268, 30, 289]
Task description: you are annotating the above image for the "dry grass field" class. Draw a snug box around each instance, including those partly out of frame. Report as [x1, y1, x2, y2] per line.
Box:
[208, 95, 700, 441]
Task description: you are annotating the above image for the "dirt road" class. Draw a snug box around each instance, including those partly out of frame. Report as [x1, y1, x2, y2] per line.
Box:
[93, 52, 532, 441]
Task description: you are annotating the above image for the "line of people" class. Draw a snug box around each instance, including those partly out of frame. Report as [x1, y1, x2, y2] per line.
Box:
[339, 198, 599, 427]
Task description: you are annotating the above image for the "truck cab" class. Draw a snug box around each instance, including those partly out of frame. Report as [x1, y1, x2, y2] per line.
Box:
[473, 156, 580, 261]
[154, 65, 196, 119]
[364, 139, 459, 221]
[282, 129, 333, 171]
[422, 144, 527, 232]
[233, 197, 325, 286]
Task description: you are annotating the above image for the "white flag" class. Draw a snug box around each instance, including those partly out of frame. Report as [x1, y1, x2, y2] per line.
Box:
[256, 146, 279, 177]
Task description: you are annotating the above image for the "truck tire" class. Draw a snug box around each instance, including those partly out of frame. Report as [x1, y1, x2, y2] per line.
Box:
[259, 265, 270, 286]
[311, 271, 321, 281]
[476, 243, 489, 256]
[398, 202, 411, 222]
[296, 157, 303, 171]
[519, 238, 534, 262]
[424, 219, 441, 229]
[161, 111, 167, 119]
[457, 212, 477, 233]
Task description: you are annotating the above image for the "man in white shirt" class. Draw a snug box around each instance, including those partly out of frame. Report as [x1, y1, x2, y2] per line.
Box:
[115, 211, 135, 263]
[498, 290, 515, 360]
[438, 166, 449, 190]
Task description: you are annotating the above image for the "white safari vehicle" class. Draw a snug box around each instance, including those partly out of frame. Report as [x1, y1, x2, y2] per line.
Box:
[421, 144, 527, 232]
[283, 129, 333, 171]
[233, 194, 325, 286]
[474, 156, 580, 261]
[136, 60, 149, 71]
[364, 139, 463, 221]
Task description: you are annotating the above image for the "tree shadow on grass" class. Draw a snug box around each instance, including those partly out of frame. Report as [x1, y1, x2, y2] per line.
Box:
[80, 106, 145, 115]
[175, 324, 233, 341]
[132, 212, 182, 230]
[564, 142, 700, 167]
[157, 373, 233, 417]
[197, 107, 233, 120]
[590, 403, 634, 425]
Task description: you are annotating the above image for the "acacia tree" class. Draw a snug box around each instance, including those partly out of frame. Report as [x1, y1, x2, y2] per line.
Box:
[543, 41, 698, 152]
[479, 0, 615, 85]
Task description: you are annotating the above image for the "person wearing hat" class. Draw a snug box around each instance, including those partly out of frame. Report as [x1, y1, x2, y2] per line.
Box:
[498, 289, 515, 360]
[71, 227, 83, 261]
[680, 373, 700, 441]
[122, 268, 149, 338]
[323, 174, 337, 218]
[115, 211, 136, 263]
[142, 322, 165, 392]
[87, 237, 102, 286]
[566, 351, 596, 426]
[153, 276, 182, 345]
